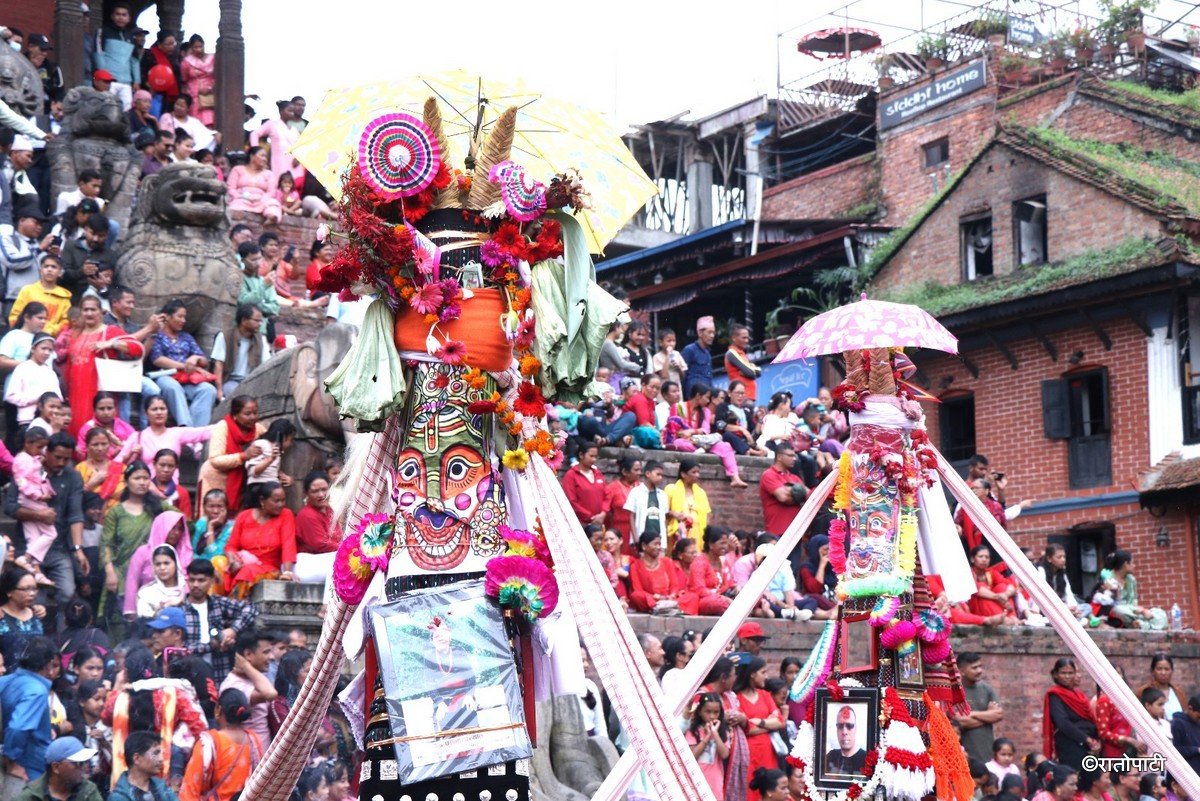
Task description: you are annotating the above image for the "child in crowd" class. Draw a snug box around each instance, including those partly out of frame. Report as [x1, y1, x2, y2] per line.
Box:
[652, 328, 687, 386]
[685, 692, 729, 800]
[9, 256, 72, 335]
[79, 491, 106, 602]
[1141, 686, 1173, 742]
[75, 679, 113, 793]
[623, 459, 668, 553]
[248, 419, 296, 488]
[81, 262, 116, 313]
[5, 337, 61, 425]
[586, 523, 618, 590]
[277, 172, 303, 216]
[12, 424, 56, 586]
[986, 737, 1022, 784]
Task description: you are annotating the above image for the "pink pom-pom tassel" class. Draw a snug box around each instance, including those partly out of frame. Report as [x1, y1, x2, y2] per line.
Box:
[879, 620, 917, 649]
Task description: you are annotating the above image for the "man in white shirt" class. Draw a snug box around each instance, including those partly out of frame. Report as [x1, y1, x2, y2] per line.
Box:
[212, 303, 270, 399]
[623, 459, 668, 549]
[53, 169, 106, 217]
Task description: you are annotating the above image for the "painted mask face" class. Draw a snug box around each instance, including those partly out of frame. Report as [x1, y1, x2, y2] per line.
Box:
[844, 455, 898, 579]
[393, 364, 505, 573]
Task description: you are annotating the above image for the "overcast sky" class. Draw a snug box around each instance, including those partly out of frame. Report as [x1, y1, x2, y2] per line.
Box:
[148, 0, 1200, 129]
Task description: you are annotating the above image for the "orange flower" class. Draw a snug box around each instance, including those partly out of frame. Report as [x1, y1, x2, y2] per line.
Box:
[519, 354, 541, 377]
[424, 313, 439, 325]
[465, 369, 488, 390]
[508, 423, 523, 436]
[491, 391, 502, 403]
[399, 285, 415, 300]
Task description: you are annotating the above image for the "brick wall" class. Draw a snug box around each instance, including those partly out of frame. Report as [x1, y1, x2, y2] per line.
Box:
[869, 143, 1163, 294]
[229, 209, 328, 342]
[1051, 92, 1200, 160]
[878, 77, 998, 225]
[762, 154, 877, 220]
[2, 8, 54, 43]
[592, 448, 773, 533]
[624, 614, 1200, 758]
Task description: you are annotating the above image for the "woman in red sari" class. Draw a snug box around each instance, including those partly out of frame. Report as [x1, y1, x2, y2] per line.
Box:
[198, 396, 265, 514]
[689, 526, 734, 615]
[1093, 687, 1144, 758]
[628, 531, 698, 614]
[967, 544, 1019, 623]
[225, 481, 297, 598]
[736, 656, 785, 801]
[56, 296, 142, 438]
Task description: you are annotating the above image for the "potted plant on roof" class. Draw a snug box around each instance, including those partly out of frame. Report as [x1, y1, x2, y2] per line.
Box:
[875, 52, 897, 90]
[997, 51, 1033, 85]
[972, 11, 1009, 48]
[1043, 35, 1069, 72]
[1100, 0, 1157, 56]
[1068, 26, 1098, 64]
[917, 34, 950, 71]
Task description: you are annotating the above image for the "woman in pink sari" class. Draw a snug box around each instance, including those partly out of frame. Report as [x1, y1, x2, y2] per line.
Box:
[227, 147, 283, 223]
[123, 510, 192, 618]
[180, 35, 215, 127]
[249, 101, 302, 185]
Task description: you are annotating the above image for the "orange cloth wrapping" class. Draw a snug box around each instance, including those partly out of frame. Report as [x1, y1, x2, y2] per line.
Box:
[393, 287, 514, 373]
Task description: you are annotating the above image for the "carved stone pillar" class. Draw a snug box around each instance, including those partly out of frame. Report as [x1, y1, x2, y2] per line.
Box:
[157, 0, 185, 37]
[54, 0, 85, 88]
[215, 0, 245, 152]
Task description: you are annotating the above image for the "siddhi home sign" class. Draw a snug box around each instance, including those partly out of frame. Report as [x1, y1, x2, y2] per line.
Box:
[879, 59, 987, 132]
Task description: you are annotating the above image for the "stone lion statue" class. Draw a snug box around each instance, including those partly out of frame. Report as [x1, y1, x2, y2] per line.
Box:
[115, 163, 241, 350]
[0, 45, 43, 117]
[47, 87, 139, 229]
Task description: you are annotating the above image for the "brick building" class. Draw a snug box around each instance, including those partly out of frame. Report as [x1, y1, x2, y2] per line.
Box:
[857, 74, 1200, 623]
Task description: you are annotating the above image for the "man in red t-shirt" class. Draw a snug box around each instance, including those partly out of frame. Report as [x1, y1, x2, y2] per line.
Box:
[759, 441, 808, 536]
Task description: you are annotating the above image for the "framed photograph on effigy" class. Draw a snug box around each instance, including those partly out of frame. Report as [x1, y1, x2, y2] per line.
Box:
[814, 687, 880, 790]
[895, 641, 924, 689]
[838, 613, 877, 674]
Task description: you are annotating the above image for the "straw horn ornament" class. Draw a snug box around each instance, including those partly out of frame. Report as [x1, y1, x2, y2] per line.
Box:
[423, 97, 461, 211]
[467, 106, 517, 209]
[868, 347, 897, 395]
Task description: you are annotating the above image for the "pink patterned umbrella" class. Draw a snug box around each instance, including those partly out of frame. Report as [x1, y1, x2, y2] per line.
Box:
[773, 293, 957, 363]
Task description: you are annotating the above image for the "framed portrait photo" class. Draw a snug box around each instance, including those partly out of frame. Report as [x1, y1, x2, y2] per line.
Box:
[838, 613, 878, 674]
[814, 687, 880, 790]
[895, 642, 924, 689]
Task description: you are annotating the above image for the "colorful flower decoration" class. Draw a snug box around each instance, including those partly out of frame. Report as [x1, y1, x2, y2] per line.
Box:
[499, 524, 553, 568]
[878, 619, 917, 650]
[869, 595, 902, 627]
[484, 555, 559, 622]
[354, 512, 394, 571]
[332, 532, 374, 605]
[831, 381, 869, 413]
[501, 448, 529, 471]
[916, 609, 950, 643]
[357, 113, 441, 199]
[490, 161, 547, 222]
[921, 638, 952, 664]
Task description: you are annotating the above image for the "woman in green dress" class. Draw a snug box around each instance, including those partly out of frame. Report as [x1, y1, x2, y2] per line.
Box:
[101, 461, 176, 625]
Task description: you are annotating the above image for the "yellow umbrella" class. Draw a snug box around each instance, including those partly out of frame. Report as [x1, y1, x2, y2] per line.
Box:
[291, 69, 658, 254]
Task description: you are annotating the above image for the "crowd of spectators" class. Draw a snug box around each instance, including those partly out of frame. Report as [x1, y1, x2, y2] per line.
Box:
[0, 18, 358, 799]
[585, 633, 1197, 801]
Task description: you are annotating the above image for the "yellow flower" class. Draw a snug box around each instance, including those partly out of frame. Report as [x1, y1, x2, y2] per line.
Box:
[502, 449, 529, 470]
